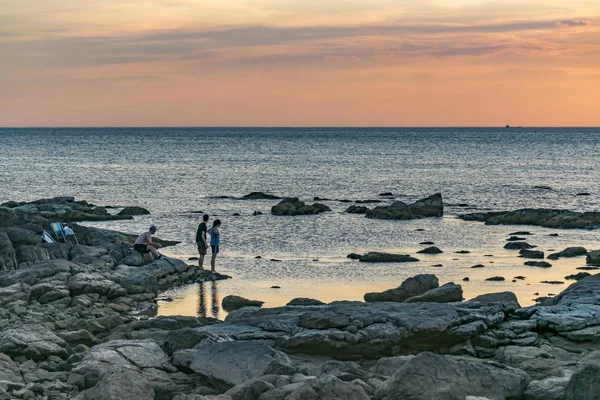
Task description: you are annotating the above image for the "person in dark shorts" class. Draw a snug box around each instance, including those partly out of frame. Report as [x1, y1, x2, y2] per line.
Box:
[134, 225, 162, 260]
[208, 219, 221, 272]
[195, 214, 209, 268]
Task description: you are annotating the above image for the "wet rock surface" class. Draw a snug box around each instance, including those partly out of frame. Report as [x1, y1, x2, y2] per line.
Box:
[365, 193, 443, 220]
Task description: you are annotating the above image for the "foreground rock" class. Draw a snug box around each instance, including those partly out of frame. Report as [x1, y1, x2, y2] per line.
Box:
[374, 352, 530, 400]
[271, 198, 331, 216]
[459, 208, 600, 229]
[365, 193, 443, 220]
[364, 274, 439, 302]
[222, 295, 264, 312]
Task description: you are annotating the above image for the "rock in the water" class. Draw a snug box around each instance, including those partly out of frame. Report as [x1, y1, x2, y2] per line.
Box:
[416, 246, 443, 254]
[548, 247, 588, 260]
[345, 206, 370, 214]
[373, 352, 529, 400]
[485, 276, 505, 281]
[222, 295, 264, 312]
[117, 206, 150, 216]
[506, 236, 526, 241]
[286, 298, 325, 306]
[470, 291, 520, 306]
[565, 272, 591, 281]
[519, 249, 545, 259]
[564, 364, 600, 400]
[404, 282, 462, 303]
[347, 253, 363, 260]
[365, 193, 443, 220]
[470, 264, 485, 269]
[461, 208, 600, 229]
[505, 242, 534, 250]
[243, 192, 281, 200]
[173, 341, 295, 387]
[525, 261, 553, 268]
[358, 252, 419, 263]
[541, 281, 564, 285]
[586, 250, 600, 265]
[364, 274, 439, 302]
[271, 198, 331, 216]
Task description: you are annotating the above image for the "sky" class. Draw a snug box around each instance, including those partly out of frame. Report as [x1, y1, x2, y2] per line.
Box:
[1, 0, 599, 127]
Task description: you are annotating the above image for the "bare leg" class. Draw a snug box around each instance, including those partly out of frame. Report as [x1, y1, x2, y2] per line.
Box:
[211, 253, 217, 272]
[199, 255, 205, 268]
[148, 245, 160, 259]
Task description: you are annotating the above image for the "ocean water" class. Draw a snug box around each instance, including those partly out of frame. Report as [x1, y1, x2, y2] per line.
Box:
[1, 127, 599, 317]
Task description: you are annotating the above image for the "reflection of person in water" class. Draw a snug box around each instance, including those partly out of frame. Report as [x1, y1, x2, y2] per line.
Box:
[211, 280, 219, 319]
[197, 282, 207, 318]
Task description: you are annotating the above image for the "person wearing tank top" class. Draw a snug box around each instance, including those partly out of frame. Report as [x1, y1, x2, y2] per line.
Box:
[208, 219, 221, 272]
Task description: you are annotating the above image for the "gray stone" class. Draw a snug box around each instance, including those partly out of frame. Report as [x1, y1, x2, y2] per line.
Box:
[417, 246, 443, 254]
[117, 206, 150, 216]
[470, 291, 520, 306]
[519, 249, 545, 259]
[587, 250, 600, 265]
[374, 352, 530, 400]
[78, 368, 155, 400]
[525, 261, 552, 268]
[365, 193, 443, 220]
[504, 242, 534, 250]
[222, 295, 264, 312]
[404, 282, 462, 303]
[286, 298, 325, 306]
[564, 364, 600, 400]
[364, 274, 438, 302]
[359, 252, 419, 263]
[548, 247, 588, 260]
[524, 371, 573, 400]
[271, 198, 331, 216]
[0, 325, 69, 361]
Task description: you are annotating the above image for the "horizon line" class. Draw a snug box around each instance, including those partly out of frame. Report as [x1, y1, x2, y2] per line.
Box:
[1, 126, 600, 129]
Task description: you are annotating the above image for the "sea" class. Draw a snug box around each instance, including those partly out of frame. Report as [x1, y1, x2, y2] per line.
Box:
[1, 127, 599, 319]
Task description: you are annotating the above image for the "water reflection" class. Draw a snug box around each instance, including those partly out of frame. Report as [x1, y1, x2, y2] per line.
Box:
[197, 281, 220, 319]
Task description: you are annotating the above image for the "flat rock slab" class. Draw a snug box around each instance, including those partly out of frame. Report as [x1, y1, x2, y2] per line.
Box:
[0, 325, 69, 361]
[216, 300, 517, 360]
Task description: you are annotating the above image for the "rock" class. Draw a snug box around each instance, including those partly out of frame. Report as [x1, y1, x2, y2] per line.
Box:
[455, 250, 470, 254]
[485, 276, 505, 281]
[507, 236, 526, 241]
[505, 242, 534, 250]
[419, 241, 434, 245]
[470, 264, 485, 269]
[461, 208, 600, 230]
[6, 227, 43, 246]
[515, 276, 526, 280]
[0, 231, 18, 271]
[547, 247, 588, 260]
[358, 252, 419, 263]
[404, 283, 462, 303]
[470, 292, 520, 306]
[525, 261, 553, 268]
[271, 198, 331, 216]
[0, 353, 25, 389]
[174, 341, 295, 387]
[577, 266, 600, 270]
[576, 192, 591, 196]
[564, 364, 600, 400]
[587, 250, 600, 265]
[252, 211, 263, 216]
[416, 246, 443, 254]
[346, 253, 362, 260]
[78, 369, 155, 400]
[116, 206, 150, 216]
[224, 378, 274, 400]
[364, 274, 439, 302]
[243, 192, 281, 200]
[541, 281, 564, 285]
[270, 286, 280, 289]
[365, 193, 443, 220]
[222, 295, 264, 312]
[463, 277, 470, 281]
[345, 206, 370, 214]
[373, 352, 529, 400]
[379, 192, 393, 196]
[56, 330, 98, 347]
[565, 272, 591, 281]
[510, 231, 533, 235]
[519, 249, 545, 259]
[286, 298, 325, 306]
[524, 372, 573, 400]
[0, 325, 69, 361]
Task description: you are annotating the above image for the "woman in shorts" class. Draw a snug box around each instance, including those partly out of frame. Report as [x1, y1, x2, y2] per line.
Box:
[208, 220, 221, 272]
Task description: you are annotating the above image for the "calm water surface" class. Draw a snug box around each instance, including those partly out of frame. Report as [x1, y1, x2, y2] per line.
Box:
[0, 128, 598, 316]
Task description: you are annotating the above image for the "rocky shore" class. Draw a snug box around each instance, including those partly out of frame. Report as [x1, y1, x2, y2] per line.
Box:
[0, 197, 599, 399]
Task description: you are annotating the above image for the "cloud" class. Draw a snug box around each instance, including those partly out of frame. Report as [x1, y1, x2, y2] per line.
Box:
[558, 20, 587, 27]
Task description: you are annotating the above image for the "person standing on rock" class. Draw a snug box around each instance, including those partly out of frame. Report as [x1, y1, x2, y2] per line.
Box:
[208, 219, 221, 272]
[195, 214, 209, 268]
[134, 225, 163, 260]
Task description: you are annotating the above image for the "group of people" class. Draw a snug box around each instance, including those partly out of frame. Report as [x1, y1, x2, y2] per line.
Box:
[134, 215, 222, 272]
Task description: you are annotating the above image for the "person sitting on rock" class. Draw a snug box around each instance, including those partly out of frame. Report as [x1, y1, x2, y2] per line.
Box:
[134, 225, 162, 260]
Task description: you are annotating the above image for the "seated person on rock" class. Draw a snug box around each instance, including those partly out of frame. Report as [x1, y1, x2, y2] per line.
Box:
[134, 225, 163, 260]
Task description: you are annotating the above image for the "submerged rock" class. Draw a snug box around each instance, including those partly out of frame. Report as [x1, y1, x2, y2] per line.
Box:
[519, 249, 545, 259]
[586, 250, 600, 265]
[565, 272, 591, 281]
[365, 193, 443, 220]
[117, 206, 150, 216]
[417, 246, 443, 254]
[345, 205, 370, 214]
[547, 247, 588, 260]
[358, 252, 419, 263]
[271, 198, 331, 216]
[242, 192, 281, 200]
[525, 261, 553, 268]
[460, 209, 600, 229]
[505, 242, 534, 250]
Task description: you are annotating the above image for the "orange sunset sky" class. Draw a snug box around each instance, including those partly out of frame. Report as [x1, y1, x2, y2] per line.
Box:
[1, 0, 599, 127]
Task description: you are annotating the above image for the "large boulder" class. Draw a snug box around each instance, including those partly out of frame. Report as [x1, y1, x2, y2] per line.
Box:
[519, 249, 545, 259]
[404, 283, 462, 303]
[173, 341, 295, 387]
[461, 208, 600, 229]
[77, 368, 155, 400]
[365, 193, 443, 220]
[547, 247, 588, 260]
[374, 352, 530, 400]
[222, 295, 264, 312]
[271, 198, 331, 216]
[564, 364, 600, 400]
[0, 231, 18, 271]
[470, 292, 520, 306]
[365, 274, 439, 302]
[359, 252, 419, 263]
[0, 353, 25, 389]
[6, 227, 42, 247]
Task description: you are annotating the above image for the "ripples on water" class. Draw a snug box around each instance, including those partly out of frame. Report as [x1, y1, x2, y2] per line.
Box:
[0, 128, 598, 316]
